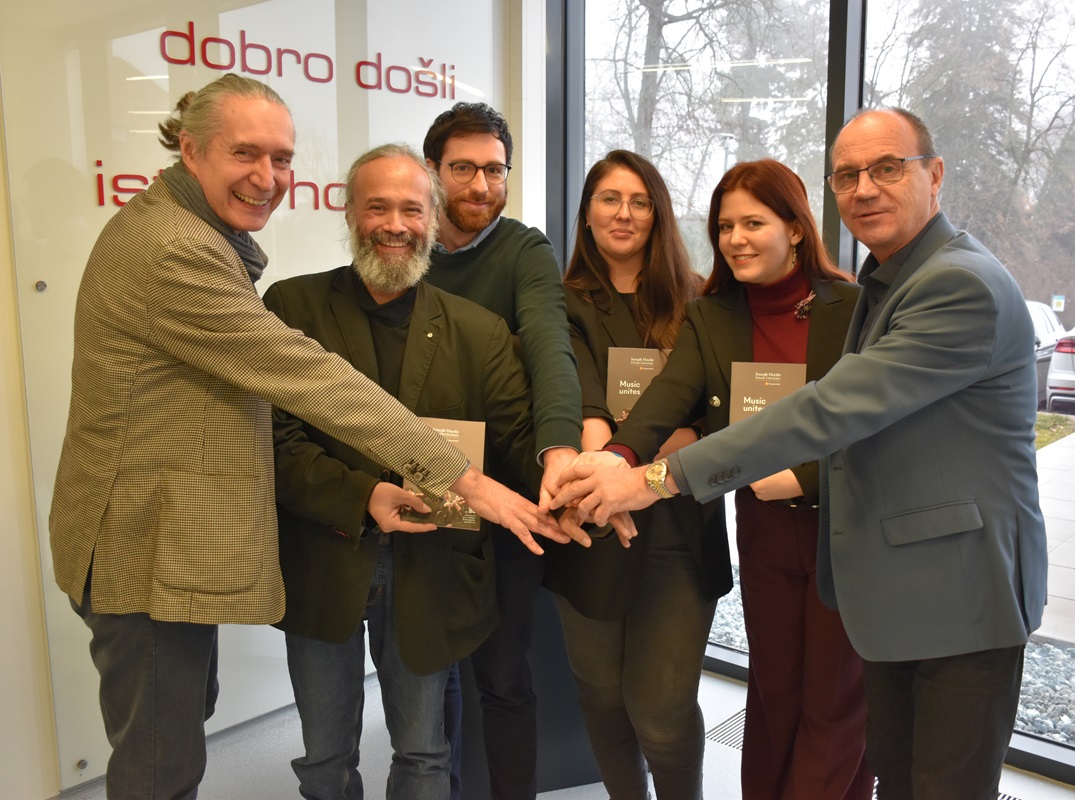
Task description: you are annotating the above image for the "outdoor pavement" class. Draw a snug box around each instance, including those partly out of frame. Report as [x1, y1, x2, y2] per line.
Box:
[1036, 431, 1075, 643]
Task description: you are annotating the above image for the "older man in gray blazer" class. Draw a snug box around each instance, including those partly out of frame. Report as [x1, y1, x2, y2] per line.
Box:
[554, 108, 1047, 800]
[50, 74, 565, 800]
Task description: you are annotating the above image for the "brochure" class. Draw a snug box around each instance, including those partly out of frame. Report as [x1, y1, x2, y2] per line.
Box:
[605, 347, 670, 423]
[400, 417, 485, 530]
[728, 362, 807, 425]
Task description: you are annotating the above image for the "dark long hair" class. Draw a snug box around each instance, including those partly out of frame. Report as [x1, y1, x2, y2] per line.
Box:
[564, 150, 698, 348]
[702, 159, 850, 295]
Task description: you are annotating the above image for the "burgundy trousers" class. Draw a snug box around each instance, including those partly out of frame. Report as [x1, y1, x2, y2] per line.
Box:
[735, 488, 874, 800]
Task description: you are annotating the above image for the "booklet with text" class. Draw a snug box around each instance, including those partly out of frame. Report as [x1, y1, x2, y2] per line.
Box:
[400, 417, 485, 530]
[606, 347, 670, 423]
[728, 362, 807, 425]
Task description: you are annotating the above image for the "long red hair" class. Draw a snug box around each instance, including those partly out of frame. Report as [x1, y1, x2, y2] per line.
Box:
[702, 159, 850, 295]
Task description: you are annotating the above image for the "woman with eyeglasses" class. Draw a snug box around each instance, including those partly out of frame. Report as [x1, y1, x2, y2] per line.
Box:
[544, 150, 733, 800]
[587, 158, 873, 799]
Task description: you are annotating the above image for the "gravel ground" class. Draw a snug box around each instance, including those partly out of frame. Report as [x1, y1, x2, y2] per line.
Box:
[708, 566, 1075, 748]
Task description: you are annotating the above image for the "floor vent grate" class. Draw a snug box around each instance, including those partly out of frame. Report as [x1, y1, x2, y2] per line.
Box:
[704, 708, 745, 751]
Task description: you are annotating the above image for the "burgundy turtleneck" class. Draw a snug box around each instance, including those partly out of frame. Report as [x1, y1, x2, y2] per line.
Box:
[743, 267, 812, 363]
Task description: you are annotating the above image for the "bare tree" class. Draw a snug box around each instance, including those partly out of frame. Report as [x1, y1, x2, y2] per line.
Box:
[865, 0, 1075, 312]
[586, 0, 828, 271]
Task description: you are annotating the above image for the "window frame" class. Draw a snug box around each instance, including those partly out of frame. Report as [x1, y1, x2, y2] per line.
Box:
[551, 0, 1075, 784]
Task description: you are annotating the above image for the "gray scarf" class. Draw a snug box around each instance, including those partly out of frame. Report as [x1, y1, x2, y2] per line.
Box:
[158, 162, 269, 283]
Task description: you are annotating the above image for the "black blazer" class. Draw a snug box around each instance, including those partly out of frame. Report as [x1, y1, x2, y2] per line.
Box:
[665, 222, 1046, 661]
[544, 287, 733, 620]
[615, 278, 860, 504]
[265, 269, 540, 674]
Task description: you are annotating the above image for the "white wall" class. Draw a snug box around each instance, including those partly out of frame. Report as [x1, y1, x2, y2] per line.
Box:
[0, 1, 548, 796]
[0, 78, 61, 800]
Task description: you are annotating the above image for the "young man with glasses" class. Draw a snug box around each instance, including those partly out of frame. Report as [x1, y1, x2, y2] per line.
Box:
[422, 103, 583, 800]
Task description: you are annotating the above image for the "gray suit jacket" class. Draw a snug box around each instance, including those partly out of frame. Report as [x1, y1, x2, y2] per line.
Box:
[49, 180, 467, 625]
[671, 214, 1047, 662]
[264, 270, 540, 674]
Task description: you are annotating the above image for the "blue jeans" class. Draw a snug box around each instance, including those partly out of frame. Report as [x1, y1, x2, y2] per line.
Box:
[74, 584, 219, 800]
[286, 540, 451, 800]
[443, 662, 463, 800]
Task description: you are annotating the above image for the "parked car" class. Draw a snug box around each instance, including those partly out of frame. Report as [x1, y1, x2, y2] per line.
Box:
[1026, 300, 1066, 408]
[1046, 332, 1075, 413]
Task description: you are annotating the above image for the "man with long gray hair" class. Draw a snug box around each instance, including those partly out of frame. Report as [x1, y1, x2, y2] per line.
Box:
[50, 76, 567, 799]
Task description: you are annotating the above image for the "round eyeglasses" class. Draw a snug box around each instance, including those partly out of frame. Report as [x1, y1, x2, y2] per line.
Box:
[825, 155, 937, 194]
[589, 191, 655, 220]
[440, 161, 511, 185]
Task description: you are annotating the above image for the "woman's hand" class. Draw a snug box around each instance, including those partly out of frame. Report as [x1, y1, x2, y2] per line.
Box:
[655, 426, 702, 461]
[749, 469, 803, 502]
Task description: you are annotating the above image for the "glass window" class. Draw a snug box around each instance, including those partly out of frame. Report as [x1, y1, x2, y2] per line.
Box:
[860, 0, 1075, 754]
[863, 0, 1075, 334]
[580, 0, 1075, 768]
[584, 0, 832, 278]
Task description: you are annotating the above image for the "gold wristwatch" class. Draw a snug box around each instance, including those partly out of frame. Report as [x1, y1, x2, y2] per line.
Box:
[644, 458, 673, 499]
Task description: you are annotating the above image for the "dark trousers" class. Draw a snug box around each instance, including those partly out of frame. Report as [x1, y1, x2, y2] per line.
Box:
[554, 518, 717, 800]
[863, 645, 1025, 800]
[454, 528, 543, 800]
[736, 490, 873, 800]
[444, 662, 463, 800]
[74, 585, 219, 800]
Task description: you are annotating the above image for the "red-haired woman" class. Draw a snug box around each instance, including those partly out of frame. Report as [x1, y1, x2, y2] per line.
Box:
[596, 159, 872, 798]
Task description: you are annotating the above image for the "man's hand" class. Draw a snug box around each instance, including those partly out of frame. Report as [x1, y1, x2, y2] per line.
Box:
[550, 449, 628, 509]
[550, 461, 665, 526]
[555, 506, 638, 549]
[553, 506, 592, 547]
[749, 469, 803, 502]
[452, 466, 580, 554]
[568, 449, 629, 474]
[368, 482, 438, 533]
[538, 446, 580, 513]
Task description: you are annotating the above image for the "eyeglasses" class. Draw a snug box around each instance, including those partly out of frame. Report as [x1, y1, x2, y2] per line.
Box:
[589, 191, 655, 220]
[825, 155, 937, 194]
[439, 161, 511, 185]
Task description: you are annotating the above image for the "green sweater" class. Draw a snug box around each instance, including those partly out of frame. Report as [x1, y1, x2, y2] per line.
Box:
[427, 217, 582, 456]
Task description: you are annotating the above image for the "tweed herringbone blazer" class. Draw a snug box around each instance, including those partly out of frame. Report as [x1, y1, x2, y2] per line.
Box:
[49, 179, 468, 625]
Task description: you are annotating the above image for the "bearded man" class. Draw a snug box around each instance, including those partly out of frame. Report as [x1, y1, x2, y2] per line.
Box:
[263, 143, 543, 800]
[422, 102, 582, 800]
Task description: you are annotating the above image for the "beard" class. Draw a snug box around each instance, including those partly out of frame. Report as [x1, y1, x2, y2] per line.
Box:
[350, 227, 433, 295]
[444, 188, 507, 233]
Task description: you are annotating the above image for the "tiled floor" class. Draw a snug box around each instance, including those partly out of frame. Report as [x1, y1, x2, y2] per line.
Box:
[55, 672, 1075, 799]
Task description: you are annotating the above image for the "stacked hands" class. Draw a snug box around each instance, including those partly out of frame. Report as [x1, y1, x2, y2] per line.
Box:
[366, 448, 648, 553]
[549, 451, 649, 548]
[371, 448, 805, 553]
